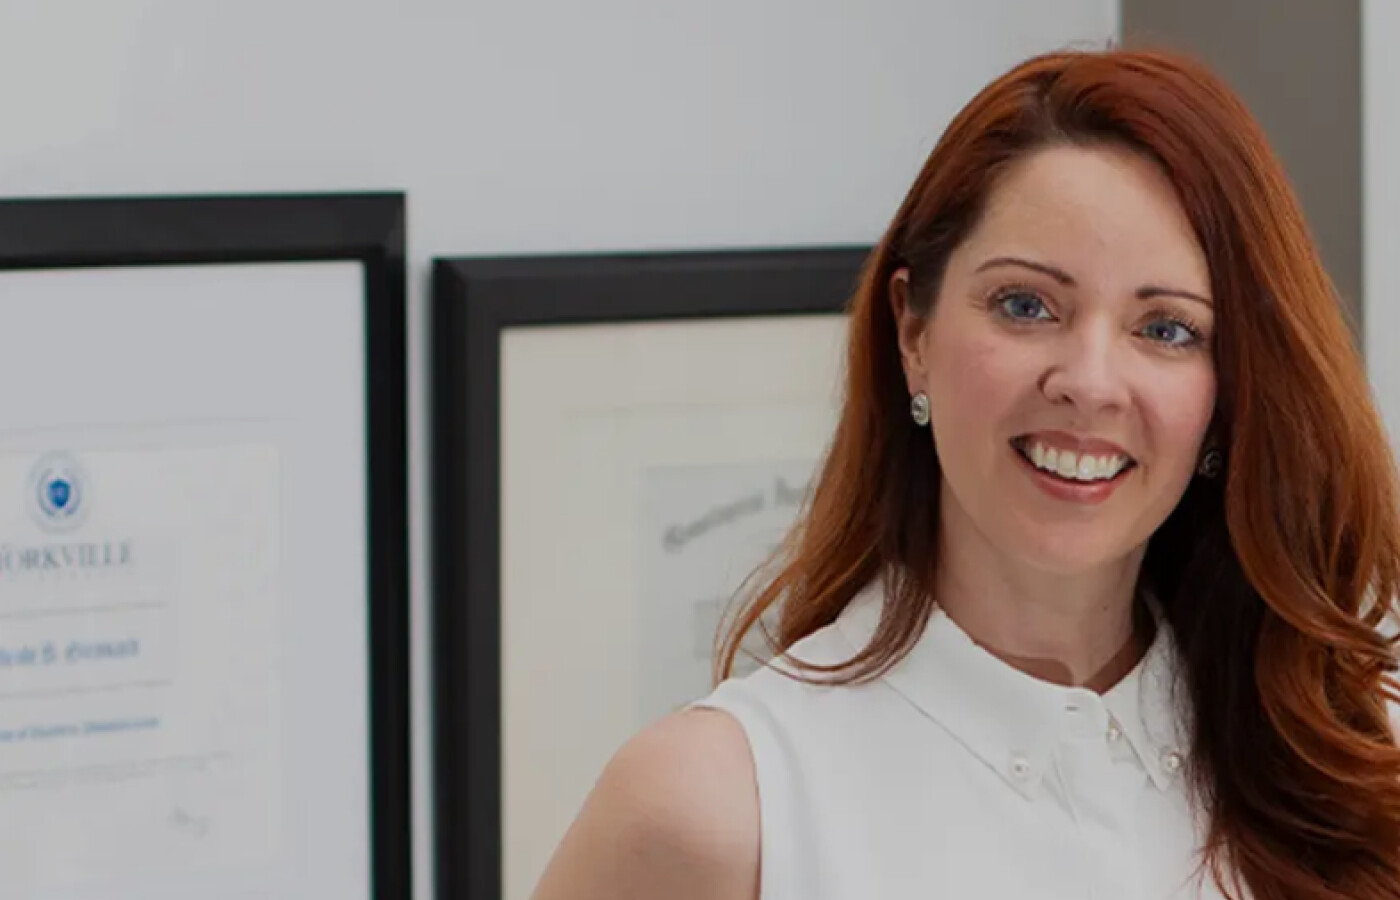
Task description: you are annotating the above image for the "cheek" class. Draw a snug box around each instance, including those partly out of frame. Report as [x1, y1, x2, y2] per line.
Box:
[925, 328, 1027, 431]
[1144, 367, 1217, 470]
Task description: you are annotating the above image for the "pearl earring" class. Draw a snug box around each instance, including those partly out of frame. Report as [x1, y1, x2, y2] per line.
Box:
[910, 392, 930, 427]
[1197, 447, 1223, 479]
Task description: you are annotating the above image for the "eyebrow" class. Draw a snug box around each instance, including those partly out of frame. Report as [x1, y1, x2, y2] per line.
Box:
[975, 256, 1213, 308]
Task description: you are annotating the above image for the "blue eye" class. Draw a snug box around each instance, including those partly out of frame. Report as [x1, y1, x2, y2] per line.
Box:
[997, 292, 1052, 321]
[1141, 318, 1200, 347]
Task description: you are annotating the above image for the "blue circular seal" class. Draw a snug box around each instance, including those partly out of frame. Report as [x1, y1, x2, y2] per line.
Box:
[26, 452, 89, 532]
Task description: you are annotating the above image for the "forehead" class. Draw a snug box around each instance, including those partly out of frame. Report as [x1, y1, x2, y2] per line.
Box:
[955, 144, 1209, 289]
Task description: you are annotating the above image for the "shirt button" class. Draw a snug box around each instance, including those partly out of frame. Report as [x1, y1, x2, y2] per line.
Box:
[1161, 749, 1184, 773]
[1009, 754, 1033, 781]
[1106, 719, 1122, 743]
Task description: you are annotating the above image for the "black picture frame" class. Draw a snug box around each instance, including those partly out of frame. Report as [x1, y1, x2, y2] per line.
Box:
[431, 246, 870, 900]
[0, 193, 411, 900]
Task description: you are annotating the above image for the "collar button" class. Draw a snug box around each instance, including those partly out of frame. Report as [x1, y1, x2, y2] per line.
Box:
[1009, 754, 1033, 781]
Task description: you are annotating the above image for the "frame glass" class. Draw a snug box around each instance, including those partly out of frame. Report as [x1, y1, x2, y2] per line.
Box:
[0, 193, 410, 900]
[431, 246, 868, 900]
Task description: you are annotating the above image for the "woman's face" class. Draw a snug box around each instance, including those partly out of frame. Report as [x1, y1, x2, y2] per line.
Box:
[894, 143, 1217, 577]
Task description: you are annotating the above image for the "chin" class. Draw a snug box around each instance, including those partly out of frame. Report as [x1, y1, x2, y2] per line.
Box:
[1008, 529, 1138, 578]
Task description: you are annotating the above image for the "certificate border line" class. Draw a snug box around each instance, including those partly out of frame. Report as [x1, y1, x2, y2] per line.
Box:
[0, 752, 236, 788]
[0, 601, 168, 621]
[0, 677, 174, 700]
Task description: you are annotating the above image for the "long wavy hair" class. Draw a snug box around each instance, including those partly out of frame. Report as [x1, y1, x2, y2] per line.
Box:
[717, 47, 1400, 899]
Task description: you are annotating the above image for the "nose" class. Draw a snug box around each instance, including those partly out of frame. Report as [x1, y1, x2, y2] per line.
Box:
[1038, 321, 1130, 414]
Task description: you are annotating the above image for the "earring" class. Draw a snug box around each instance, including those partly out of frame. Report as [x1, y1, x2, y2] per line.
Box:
[910, 392, 930, 427]
[1197, 447, 1223, 479]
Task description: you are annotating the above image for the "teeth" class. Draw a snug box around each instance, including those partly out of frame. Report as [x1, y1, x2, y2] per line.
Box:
[1017, 439, 1130, 483]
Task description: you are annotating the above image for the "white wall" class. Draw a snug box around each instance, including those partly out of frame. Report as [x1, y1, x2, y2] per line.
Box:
[1365, 0, 1400, 442]
[0, 2, 1118, 897]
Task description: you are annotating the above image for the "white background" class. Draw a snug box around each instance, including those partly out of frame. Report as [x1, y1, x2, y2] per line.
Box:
[0, 3, 1120, 896]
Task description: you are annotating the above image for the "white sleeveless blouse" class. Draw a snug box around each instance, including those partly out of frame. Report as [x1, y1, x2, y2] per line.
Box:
[693, 581, 1237, 900]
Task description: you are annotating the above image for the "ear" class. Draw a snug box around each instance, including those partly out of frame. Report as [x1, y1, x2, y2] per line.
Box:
[889, 267, 928, 393]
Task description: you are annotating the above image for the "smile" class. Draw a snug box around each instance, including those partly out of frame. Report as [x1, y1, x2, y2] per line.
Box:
[1010, 436, 1137, 484]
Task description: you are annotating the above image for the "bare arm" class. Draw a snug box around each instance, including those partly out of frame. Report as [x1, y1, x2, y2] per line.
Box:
[530, 707, 761, 900]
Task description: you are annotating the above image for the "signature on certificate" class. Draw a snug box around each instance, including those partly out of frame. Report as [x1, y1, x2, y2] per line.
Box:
[169, 806, 211, 839]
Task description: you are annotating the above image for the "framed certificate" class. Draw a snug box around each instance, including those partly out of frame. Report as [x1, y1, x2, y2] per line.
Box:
[0, 194, 409, 900]
[432, 247, 869, 900]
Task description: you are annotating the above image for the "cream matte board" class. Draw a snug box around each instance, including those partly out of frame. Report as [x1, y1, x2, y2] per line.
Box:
[499, 314, 845, 898]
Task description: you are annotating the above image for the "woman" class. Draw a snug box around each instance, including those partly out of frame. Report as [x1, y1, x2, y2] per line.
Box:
[532, 48, 1400, 900]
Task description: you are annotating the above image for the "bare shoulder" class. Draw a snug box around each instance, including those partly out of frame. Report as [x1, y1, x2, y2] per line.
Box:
[530, 706, 760, 900]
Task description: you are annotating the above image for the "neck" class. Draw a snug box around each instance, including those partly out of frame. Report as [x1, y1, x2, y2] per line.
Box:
[933, 489, 1150, 693]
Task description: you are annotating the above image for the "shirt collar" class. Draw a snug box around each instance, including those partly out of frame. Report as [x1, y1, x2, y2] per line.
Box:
[1102, 611, 1191, 791]
[834, 580, 1191, 800]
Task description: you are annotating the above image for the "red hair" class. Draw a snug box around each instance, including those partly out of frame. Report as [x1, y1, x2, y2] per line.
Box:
[719, 48, 1400, 899]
